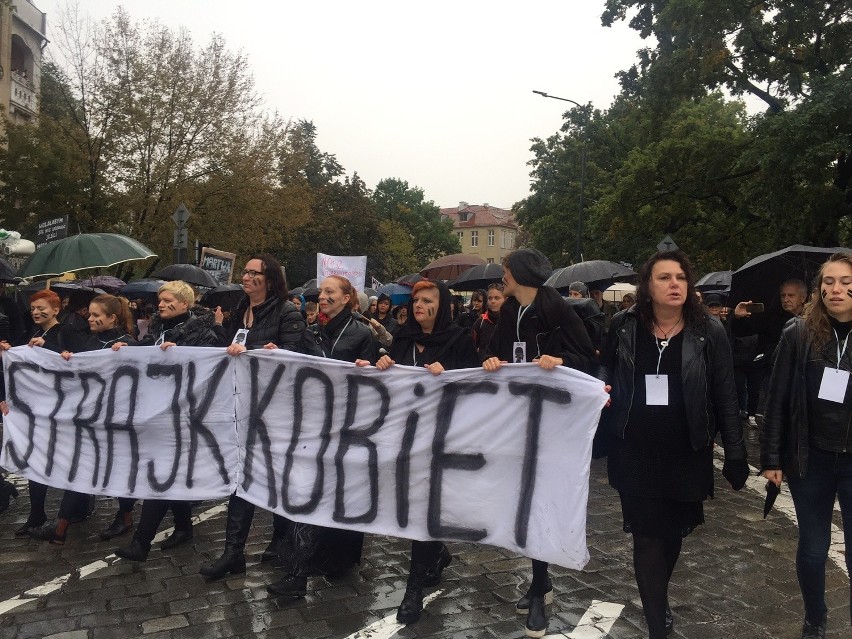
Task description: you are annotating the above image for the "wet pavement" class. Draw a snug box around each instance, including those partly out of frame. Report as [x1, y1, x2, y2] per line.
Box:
[0, 425, 848, 639]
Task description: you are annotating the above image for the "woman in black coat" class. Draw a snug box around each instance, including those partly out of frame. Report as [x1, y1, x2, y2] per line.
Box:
[112, 280, 219, 562]
[266, 275, 377, 598]
[761, 252, 852, 639]
[200, 254, 306, 579]
[374, 279, 480, 625]
[472, 283, 505, 356]
[598, 251, 748, 639]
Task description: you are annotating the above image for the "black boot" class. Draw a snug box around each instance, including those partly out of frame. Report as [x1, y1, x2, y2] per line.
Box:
[0, 480, 18, 514]
[525, 594, 548, 638]
[261, 534, 284, 563]
[15, 513, 46, 537]
[160, 528, 193, 550]
[396, 565, 427, 625]
[115, 538, 150, 562]
[100, 511, 133, 540]
[422, 543, 452, 587]
[516, 577, 554, 614]
[801, 616, 827, 639]
[266, 574, 307, 598]
[199, 496, 253, 579]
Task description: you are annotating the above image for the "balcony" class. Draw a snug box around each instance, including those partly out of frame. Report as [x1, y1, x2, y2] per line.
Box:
[10, 74, 37, 115]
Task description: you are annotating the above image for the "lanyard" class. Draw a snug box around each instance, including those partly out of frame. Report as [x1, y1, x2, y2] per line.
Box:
[329, 318, 352, 357]
[833, 329, 850, 370]
[516, 305, 532, 342]
[412, 343, 418, 366]
[654, 336, 667, 376]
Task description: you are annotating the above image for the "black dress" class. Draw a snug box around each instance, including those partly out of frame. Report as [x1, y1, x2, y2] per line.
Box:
[608, 329, 709, 538]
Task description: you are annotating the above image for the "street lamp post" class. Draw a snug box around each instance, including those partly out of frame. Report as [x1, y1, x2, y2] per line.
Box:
[533, 90, 588, 264]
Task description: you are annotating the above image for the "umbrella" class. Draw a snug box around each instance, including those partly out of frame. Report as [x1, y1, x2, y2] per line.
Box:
[301, 278, 318, 289]
[377, 283, 413, 306]
[448, 263, 504, 291]
[696, 271, 733, 292]
[420, 254, 486, 280]
[729, 245, 850, 306]
[0, 257, 18, 283]
[79, 275, 126, 294]
[545, 260, 637, 293]
[363, 287, 378, 298]
[289, 286, 305, 296]
[18, 233, 156, 279]
[120, 279, 166, 302]
[763, 480, 780, 518]
[396, 273, 425, 286]
[153, 264, 219, 288]
[200, 283, 245, 311]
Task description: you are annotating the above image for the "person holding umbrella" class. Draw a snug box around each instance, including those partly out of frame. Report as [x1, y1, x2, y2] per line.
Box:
[200, 254, 306, 579]
[598, 251, 748, 639]
[761, 252, 852, 639]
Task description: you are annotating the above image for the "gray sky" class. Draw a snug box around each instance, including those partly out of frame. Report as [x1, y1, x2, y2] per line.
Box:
[38, 1, 646, 210]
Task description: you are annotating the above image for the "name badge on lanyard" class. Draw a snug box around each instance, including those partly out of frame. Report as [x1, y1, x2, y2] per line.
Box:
[646, 334, 670, 405]
[818, 328, 851, 403]
[232, 328, 249, 346]
[512, 341, 527, 363]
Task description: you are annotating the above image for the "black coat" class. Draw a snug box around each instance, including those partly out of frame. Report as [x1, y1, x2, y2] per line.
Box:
[389, 324, 479, 370]
[138, 308, 219, 347]
[598, 308, 746, 459]
[216, 295, 305, 351]
[304, 308, 377, 363]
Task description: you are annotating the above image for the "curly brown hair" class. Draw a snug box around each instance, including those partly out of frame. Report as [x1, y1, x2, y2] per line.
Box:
[804, 252, 852, 352]
[635, 251, 705, 333]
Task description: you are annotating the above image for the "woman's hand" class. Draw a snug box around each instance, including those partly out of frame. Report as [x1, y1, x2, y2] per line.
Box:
[214, 306, 224, 325]
[60, 351, 73, 361]
[0, 400, 8, 416]
[226, 343, 247, 356]
[734, 300, 753, 319]
[28, 337, 45, 348]
[262, 342, 278, 350]
[160, 341, 177, 350]
[111, 342, 128, 351]
[762, 469, 783, 487]
[0, 340, 13, 351]
[374, 355, 394, 370]
[604, 384, 612, 408]
[534, 355, 563, 370]
[425, 362, 445, 375]
[354, 359, 373, 367]
[482, 357, 504, 372]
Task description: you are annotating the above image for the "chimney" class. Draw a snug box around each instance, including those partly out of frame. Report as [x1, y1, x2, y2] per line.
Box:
[459, 201, 468, 210]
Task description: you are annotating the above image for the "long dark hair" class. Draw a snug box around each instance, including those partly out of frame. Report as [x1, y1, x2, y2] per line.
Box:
[635, 251, 705, 332]
[805, 252, 852, 352]
[249, 254, 288, 300]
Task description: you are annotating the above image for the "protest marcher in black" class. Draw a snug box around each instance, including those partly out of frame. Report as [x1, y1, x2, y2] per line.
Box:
[481, 248, 597, 638]
[266, 274, 377, 598]
[472, 283, 505, 356]
[373, 279, 480, 624]
[111, 280, 219, 562]
[761, 253, 852, 639]
[373, 293, 397, 333]
[598, 251, 748, 639]
[200, 254, 306, 579]
[4, 291, 81, 535]
[29, 294, 138, 545]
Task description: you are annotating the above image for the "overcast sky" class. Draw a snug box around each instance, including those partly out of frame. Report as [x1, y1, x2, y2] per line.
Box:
[37, 1, 646, 210]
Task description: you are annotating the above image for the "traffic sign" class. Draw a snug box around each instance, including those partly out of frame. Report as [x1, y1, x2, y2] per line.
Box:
[171, 203, 190, 227]
[657, 235, 679, 252]
[173, 227, 188, 249]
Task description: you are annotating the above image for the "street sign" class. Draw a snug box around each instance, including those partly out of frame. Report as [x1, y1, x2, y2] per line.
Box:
[657, 235, 679, 252]
[36, 215, 69, 248]
[173, 227, 188, 249]
[171, 203, 190, 227]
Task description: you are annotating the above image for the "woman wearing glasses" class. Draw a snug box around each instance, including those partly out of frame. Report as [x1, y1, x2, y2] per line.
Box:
[200, 254, 306, 579]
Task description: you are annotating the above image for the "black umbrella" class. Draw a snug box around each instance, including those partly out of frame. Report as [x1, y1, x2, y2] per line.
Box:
[0, 257, 19, 283]
[729, 245, 850, 306]
[763, 480, 780, 519]
[301, 278, 318, 289]
[200, 283, 245, 312]
[696, 271, 732, 292]
[448, 263, 504, 291]
[120, 279, 166, 303]
[153, 264, 219, 288]
[545, 260, 637, 293]
[396, 273, 425, 286]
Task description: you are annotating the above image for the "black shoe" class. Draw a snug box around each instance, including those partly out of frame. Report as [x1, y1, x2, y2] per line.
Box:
[160, 529, 193, 550]
[516, 578, 554, 614]
[422, 544, 452, 587]
[15, 515, 46, 537]
[396, 568, 426, 625]
[801, 617, 827, 639]
[0, 481, 18, 514]
[30, 522, 65, 545]
[266, 574, 307, 598]
[665, 602, 674, 636]
[115, 539, 150, 562]
[100, 514, 132, 540]
[199, 552, 246, 579]
[525, 594, 548, 638]
[260, 536, 284, 563]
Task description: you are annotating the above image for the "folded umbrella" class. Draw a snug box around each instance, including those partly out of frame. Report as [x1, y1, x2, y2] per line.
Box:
[763, 480, 780, 519]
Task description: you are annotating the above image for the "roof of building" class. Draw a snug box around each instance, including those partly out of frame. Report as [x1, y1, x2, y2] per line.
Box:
[440, 203, 518, 229]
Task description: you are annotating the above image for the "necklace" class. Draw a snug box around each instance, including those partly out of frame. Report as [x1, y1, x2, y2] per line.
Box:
[653, 317, 682, 347]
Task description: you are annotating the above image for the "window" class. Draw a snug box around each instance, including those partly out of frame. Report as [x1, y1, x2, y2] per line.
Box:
[510, 232, 515, 248]
[501, 231, 506, 249]
[471, 230, 478, 247]
[488, 229, 495, 246]
[457, 231, 463, 240]
[487, 258, 494, 264]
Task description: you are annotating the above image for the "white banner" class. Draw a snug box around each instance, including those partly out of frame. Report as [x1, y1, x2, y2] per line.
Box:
[316, 253, 367, 292]
[1, 347, 607, 569]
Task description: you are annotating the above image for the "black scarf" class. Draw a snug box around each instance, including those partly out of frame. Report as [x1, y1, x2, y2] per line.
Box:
[394, 281, 467, 355]
[499, 285, 566, 333]
[320, 306, 354, 340]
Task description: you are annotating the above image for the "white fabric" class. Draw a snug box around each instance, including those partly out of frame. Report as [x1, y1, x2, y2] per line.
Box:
[1, 346, 607, 569]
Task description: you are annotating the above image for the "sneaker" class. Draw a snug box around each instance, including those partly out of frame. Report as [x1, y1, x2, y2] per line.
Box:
[748, 416, 758, 428]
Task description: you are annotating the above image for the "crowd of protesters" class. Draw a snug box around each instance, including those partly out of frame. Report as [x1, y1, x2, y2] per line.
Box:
[0, 246, 849, 639]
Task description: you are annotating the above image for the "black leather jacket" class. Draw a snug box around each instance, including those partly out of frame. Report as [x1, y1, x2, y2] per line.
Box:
[216, 296, 305, 350]
[599, 308, 746, 459]
[761, 318, 852, 478]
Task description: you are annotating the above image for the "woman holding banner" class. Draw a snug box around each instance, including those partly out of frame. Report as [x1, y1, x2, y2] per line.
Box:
[481, 248, 597, 638]
[265, 274, 377, 599]
[598, 251, 748, 639]
[373, 279, 480, 625]
[111, 280, 218, 562]
[28, 293, 138, 545]
[200, 254, 306, 580]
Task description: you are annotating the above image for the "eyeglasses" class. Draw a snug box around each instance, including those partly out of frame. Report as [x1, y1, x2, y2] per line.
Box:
[241, 269, 264, 278]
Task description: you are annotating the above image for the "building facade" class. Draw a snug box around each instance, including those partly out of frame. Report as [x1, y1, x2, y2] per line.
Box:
[0, 0, 46, 128]
[440, 202, 519, 264]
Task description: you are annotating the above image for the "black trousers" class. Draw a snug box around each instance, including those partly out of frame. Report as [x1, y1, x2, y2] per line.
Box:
[134, 499, 192, 546]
